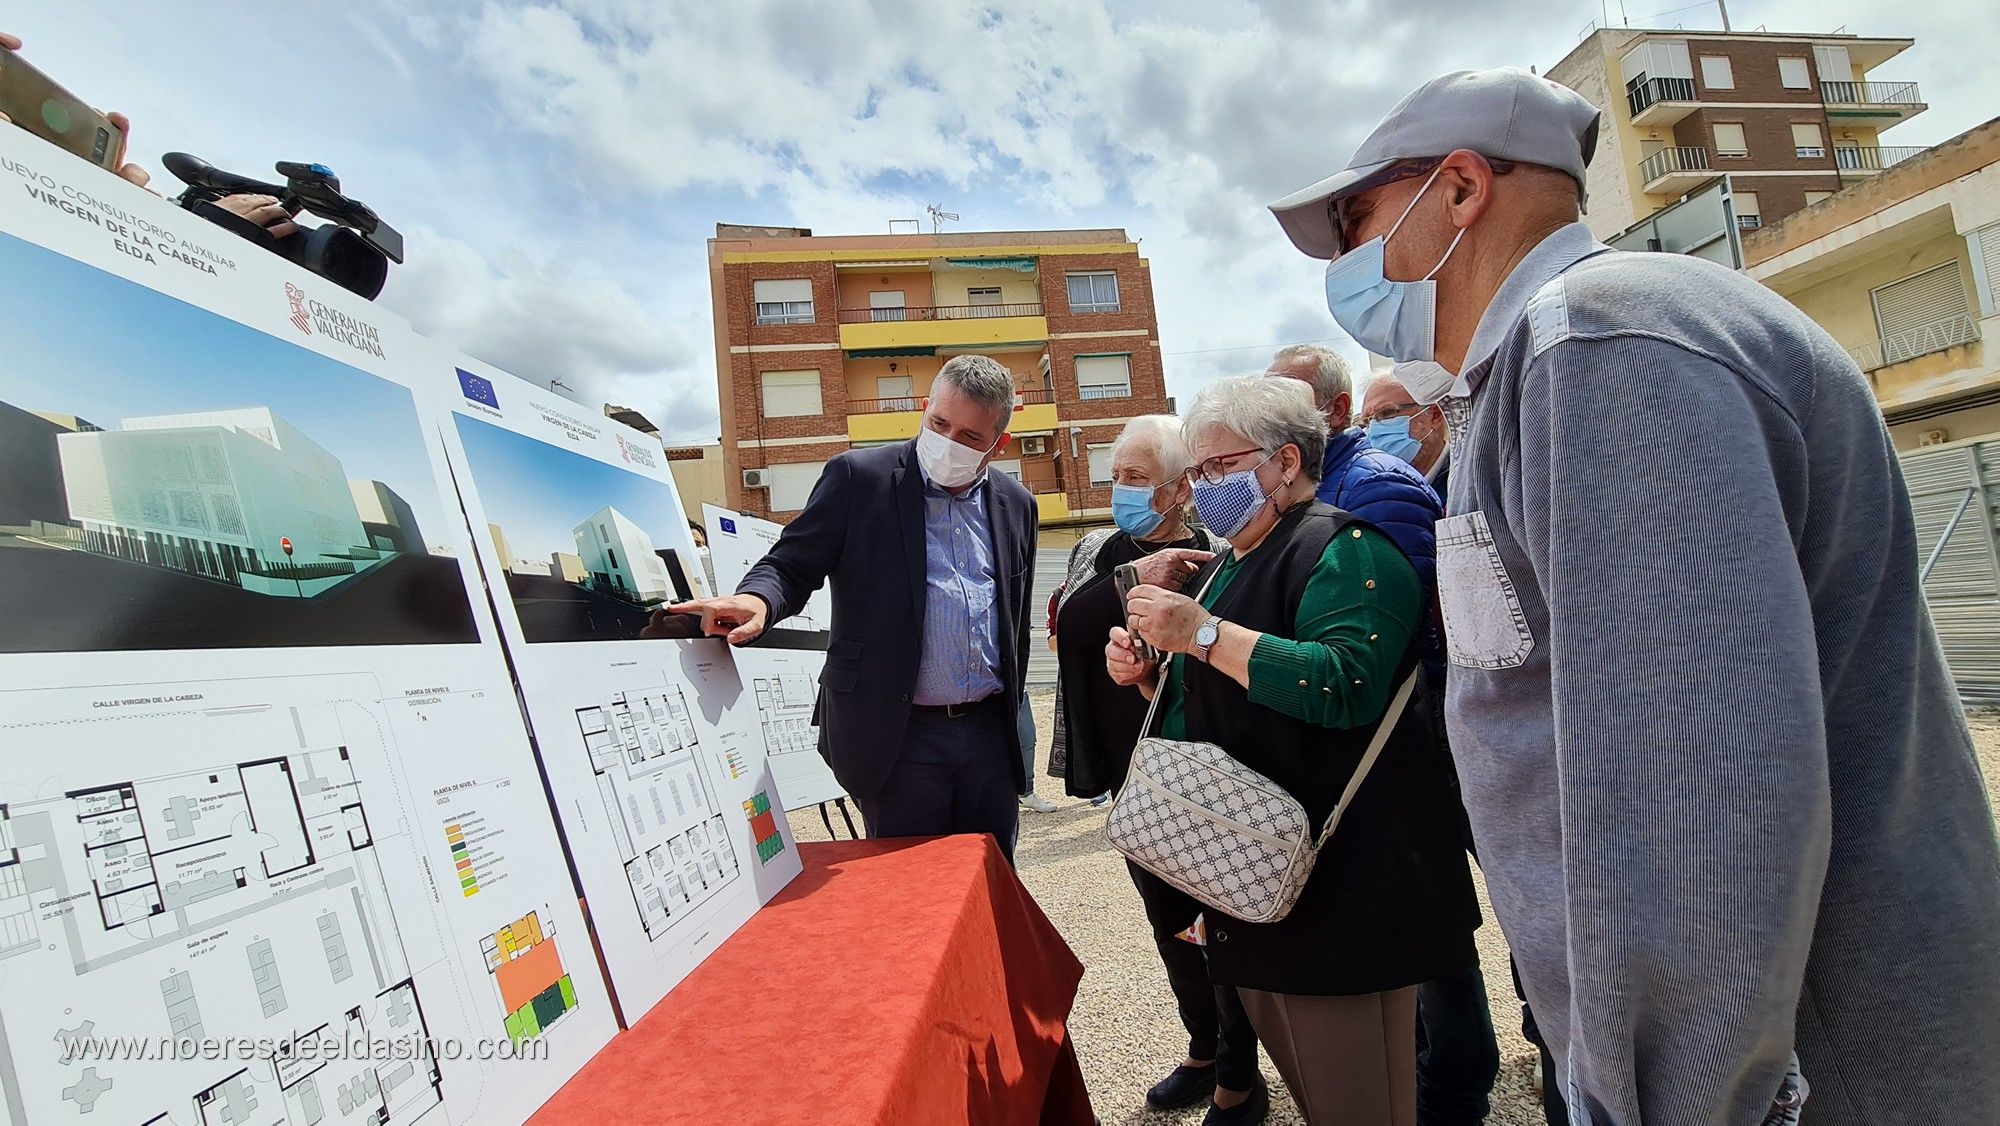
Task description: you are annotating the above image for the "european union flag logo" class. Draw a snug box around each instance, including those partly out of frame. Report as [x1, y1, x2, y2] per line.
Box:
[718, 518, 737, 535]
[456, 368, 499, 408]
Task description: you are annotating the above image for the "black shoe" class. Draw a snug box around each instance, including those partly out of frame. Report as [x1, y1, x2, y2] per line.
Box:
[1145, 1063, 1218, 1110]
[1200, 1080, 1270, 1126]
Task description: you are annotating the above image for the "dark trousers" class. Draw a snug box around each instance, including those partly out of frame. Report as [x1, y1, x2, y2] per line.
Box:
[855, 703, 1020, 861]
[1126, 860, 1260, 1091]
[1414, 965, 1501, 1125]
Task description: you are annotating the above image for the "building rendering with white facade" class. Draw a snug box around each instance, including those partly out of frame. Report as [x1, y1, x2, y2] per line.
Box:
[56, 407, 373, 596]
[572, 506, 671, 604]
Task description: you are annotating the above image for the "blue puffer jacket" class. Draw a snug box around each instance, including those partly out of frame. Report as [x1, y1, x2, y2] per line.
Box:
[1315, 427, 1442, 601]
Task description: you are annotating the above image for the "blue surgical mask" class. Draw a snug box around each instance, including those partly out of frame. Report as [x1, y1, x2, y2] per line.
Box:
[1366, 416, 1423, 464]
[1111, 483, 1168, 538]
[1190, 453, 1278, 540]
[1322, 165, 1466, 363]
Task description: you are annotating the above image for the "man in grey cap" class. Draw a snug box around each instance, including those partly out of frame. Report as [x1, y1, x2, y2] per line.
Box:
[1271, 67, 2000, 1123]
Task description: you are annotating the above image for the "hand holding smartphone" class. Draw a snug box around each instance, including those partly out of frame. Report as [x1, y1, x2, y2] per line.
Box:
[0, 43, 128, 172]
[1113, 563, 1162, 664]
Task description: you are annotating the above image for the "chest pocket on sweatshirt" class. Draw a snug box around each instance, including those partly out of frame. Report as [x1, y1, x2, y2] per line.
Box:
[1436, 511, 1534, 670]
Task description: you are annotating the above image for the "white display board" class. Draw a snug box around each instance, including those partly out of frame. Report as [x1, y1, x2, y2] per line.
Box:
[431, 359, 803, 1022]
[701, 502, 831, 632]
[700, 505, 849, 810]
[0, 129, 616, 1124]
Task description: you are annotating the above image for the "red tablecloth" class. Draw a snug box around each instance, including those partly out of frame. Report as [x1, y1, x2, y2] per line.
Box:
[532, 836, 1093, 1125]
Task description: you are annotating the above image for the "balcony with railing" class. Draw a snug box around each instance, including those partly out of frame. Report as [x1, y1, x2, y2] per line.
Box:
[837, 300, 1049, 352]
[1639, 146, 1712, 193]
[836, 301, 1043, 324]
[1849, 312, 1982, 373]
[1821, 80, 1926, 125]
[1834, 145, 1926, 174]
[845, 385, 1060, 442]
[1626, 75, 1698, 125]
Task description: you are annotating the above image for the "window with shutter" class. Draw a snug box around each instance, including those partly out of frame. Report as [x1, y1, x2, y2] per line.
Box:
[1871, 263, 1972, 365]
[767, 461, 827, 512]
[1778, 57, 1811, 89]
[1066, 272, 1121, 313]
[1791, 123, 1824, 158]
[752, 278, 815, 325]
[1699, 56, 1734, 89]
[1086, 445, 1114, 486]
[1074, 354, 1133, 400]
[1713, 123, 1748, 157]
[1733, 191, 1761, 230]
[759, 370, 823, 418]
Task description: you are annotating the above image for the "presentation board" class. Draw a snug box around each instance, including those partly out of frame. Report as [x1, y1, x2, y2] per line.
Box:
[700, 504, 848, 810]
[431, 358, 803, 1021]
[0, 129, 618, 1124]
[701, 502, 831, 632]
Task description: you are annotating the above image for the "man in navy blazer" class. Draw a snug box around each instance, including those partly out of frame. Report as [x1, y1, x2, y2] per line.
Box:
[670, 355, 1039, 858]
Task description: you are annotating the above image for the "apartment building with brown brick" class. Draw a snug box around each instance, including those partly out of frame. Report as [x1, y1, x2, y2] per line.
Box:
[706, 224, 1170, 524]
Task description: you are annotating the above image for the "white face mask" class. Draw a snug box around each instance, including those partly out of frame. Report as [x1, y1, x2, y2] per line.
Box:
[916, 424, 997, 489]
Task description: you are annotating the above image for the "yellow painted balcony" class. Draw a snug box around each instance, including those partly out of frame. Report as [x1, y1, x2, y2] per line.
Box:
[838, 301, 1047, 351]
[848, 390, 1060, 445]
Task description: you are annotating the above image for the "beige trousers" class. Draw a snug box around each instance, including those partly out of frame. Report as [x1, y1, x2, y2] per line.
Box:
[1236, 985, 1419, 1126]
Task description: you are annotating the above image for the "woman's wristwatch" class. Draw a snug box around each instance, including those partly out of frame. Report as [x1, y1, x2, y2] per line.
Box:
[1193, 616, 1223, 663]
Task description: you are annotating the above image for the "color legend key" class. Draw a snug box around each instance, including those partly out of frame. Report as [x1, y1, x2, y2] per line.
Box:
[447, 821, 480, 896]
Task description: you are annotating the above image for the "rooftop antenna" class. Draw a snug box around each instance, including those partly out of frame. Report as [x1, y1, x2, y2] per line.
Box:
[925, 204, 960, 234]
[549, 378, 574, 393]
[1716, 0, 1731, 31]
[888, 218, 920, 234]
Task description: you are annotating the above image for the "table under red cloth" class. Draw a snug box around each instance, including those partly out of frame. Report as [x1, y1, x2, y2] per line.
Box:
[531, 835, 1093, 1125]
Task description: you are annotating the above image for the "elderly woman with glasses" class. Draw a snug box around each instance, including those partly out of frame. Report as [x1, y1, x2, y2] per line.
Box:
[1107, 375, 1478, 1125]
[1050, 417, 1263, 1118]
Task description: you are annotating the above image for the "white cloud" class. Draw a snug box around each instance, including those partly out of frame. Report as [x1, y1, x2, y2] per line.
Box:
[16, 0, 1993, 432]
[381, 227, 712, 440]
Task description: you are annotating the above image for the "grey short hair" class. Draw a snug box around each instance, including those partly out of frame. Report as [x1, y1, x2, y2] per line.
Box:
[1184, 374, 1329, 483]
[1111, 415, 1192, 480]
[1272, 344, 1352, 411]
[934, 354, 1017, 421]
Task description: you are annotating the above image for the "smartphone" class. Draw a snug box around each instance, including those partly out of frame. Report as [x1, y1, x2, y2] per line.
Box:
[1113, 563, 1161, 663]
[0, 48, 125, 170]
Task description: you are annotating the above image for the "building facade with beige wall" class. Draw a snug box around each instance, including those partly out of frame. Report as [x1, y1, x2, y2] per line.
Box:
[707, 224, 1171, 525]
[1743, 118, 2000, 449]
[1549, 27, 1927, 239]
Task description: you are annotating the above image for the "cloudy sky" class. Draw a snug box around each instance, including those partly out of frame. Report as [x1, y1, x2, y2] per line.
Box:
[14, 1, 1993, 444]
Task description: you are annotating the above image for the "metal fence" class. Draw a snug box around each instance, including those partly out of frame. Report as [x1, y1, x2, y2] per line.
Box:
[1903, 441, 2000, 704]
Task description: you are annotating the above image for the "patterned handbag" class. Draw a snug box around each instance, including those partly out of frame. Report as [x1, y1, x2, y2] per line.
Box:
[1106, 599, 1418, 924]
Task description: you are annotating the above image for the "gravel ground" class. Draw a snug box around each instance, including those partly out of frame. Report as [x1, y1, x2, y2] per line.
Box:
[789, 696, 2000, 1124]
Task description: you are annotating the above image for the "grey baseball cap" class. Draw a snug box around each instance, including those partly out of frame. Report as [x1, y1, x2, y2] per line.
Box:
[1270, 67, 1601, 260]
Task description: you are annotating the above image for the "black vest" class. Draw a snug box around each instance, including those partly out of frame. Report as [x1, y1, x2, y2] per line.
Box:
[1184, 502, 1481, 996]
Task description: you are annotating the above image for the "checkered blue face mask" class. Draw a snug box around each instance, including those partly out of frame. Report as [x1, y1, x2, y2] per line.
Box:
[1189, 452, 1276, 539]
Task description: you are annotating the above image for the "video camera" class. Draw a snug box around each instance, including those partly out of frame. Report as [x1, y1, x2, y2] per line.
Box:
[163, 153, 404, 300]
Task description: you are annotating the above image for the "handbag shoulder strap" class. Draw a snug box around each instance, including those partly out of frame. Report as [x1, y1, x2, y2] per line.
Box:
[1133, 554, 1230, 740]
[1314, 669, 1419, 849]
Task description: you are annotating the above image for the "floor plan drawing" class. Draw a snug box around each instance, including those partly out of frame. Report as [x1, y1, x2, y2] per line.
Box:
[728, 649, 847, 810]
[574, 687, 742, 942]
[481, 911, 577, 1044]
[752, 673, 818, 766]
[0, 686, 444, 1126]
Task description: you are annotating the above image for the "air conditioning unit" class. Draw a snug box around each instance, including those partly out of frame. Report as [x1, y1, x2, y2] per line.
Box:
[1920, 429, 1950, 448]
[1021, 436, 1047, 456]
[742, 468, 771, 489]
